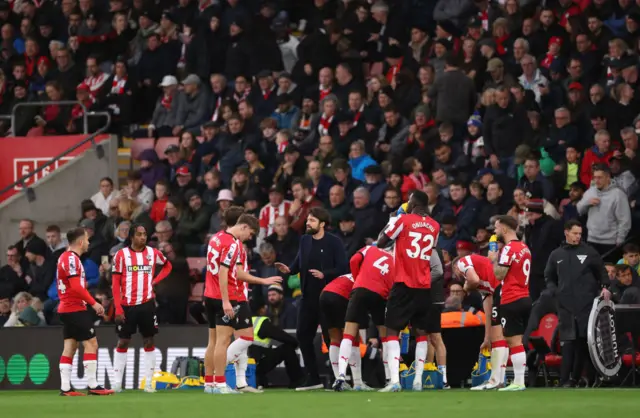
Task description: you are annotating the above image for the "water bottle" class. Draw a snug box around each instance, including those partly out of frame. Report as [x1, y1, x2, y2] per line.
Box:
[222, 305, 241, 324]
[489, 235, 499, 253]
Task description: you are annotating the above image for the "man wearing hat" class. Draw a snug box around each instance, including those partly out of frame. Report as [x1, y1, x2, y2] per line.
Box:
[171, 74, 210, 135]
[435, 20, 462, 54]
[383, 44, 418, 85]
[181, 190, 213, 251]
[173, 164, 198, 200]
[138, 75, 179, 138]
[272, 93, 300, 130]
[276, 72, 301, 103]
[484, 57, 517, 90]
[409, 23, 433, 63]
[363, 164, 386, 208]
[23, 238, 55, 301]
[251, 70, 277, 118]
[523, 198, 563, 301]
[163, 144, 185, 181]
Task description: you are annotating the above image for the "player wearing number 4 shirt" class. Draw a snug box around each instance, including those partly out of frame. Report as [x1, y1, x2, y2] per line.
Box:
[333, 245, 395, 392]
[453, 254, 508, 390]
[490, 215, 532, 392]
[375, 190, 440, 392]
[110, 224, 173, 393]
[57, 227, 113, 397]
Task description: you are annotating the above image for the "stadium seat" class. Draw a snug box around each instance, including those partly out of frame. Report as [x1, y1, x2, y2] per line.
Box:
[155, 137, 179, 159]
[130, 138, 155, 160]
[189, 282, 205, 302]
[529, 314, 560, 386]
[187, 257, 207, 271]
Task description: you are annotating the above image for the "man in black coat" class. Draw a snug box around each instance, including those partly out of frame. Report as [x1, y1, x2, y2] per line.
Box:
[524, 199, 564, 301]
[275, 207, 348, 390]
[545, 220, 611, 387]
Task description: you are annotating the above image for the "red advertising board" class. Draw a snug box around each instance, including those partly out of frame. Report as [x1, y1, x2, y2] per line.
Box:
[0, 135, 109, 202]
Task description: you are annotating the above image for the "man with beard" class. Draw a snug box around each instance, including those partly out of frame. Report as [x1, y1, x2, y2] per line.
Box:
[275, 207, 348, 391]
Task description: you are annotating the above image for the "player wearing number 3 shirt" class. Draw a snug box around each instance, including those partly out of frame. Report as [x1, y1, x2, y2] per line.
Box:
[491, 215, 532, 392]
[375, 191, 440, 392]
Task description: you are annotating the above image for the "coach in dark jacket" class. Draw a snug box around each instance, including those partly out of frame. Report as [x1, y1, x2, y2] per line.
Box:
[275, 207, 348, 390]
[545, 220, 611, 387]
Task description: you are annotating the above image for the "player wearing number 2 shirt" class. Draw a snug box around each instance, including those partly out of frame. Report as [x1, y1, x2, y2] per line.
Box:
[491, 215, 532, 392]
[375, 190, 439, 392]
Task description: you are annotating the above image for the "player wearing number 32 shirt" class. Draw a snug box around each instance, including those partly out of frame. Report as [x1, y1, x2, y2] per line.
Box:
[375, 190, 440, 392]
[491, 215, 532, 392]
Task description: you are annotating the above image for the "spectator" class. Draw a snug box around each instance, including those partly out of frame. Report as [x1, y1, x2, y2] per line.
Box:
[138, 149, 168, 191]
[175, 189, 213, 255]
[580, 130, 615, 187]
[3, 292, 46, 327]
[150, 180, 170, 224]
[519, 156, 555, 203]
[621, 126, 640, 178]
[90, 177, 117, 215]
[0, 297, 10, 327]
[337, 212, 365, 258]
[209, 190, 234, 233]
[23, 238, 54, 302]
[306, 160, 334, 205]
[44, 225, 67, 255]
[172, 74, 210, 135]
[272, 93, 300, 130]
[0, 246, 29, 300]
[202, 170, 222, 208]
[265, 215, 299, 267]
[108, 220, 130, 256]
[618, 243, 640, 276]
[348, 139, 376, 182]
[14, 219, 46, 263]
[609, 154, 638, 197]
[288, 178, 322, 235]
[123, 169, 154, 211]
[577, 164, 632, 262]
[448, 180, 479, 239]
[518, 54, 548, 104]
[146, 75, 180, 138]
[610, 264, 640, 304]
[265, 283, 297, 329]
[559, 181, 587, 224]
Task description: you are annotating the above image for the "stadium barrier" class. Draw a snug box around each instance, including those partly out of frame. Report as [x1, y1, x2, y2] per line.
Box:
[0, 325, 483, 390]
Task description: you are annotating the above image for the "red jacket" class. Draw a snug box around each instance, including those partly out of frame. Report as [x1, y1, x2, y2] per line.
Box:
[150, 197, 168, 224]
[580, 147, 614, 186]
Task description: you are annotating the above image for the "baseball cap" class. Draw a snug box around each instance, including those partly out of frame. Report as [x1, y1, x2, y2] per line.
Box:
[176, 165, 191, 176]
[25, 239, 48, 257]
[164, 144, 179, 154]
[181, 74, 201, 86]
[525, 198, 545, 214]
[78, 218, 96, 230]
[269, 184, 284, 194]
[268, 284, 284, 294]
[217, 189, 234, 202]
[159, 75, 178, 87]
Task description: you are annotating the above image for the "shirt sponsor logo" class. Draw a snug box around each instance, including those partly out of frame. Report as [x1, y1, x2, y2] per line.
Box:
[126, 265, 153, 273]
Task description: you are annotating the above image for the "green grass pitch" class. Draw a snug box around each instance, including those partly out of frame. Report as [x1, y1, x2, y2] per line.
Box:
[0, 389, 637, 417]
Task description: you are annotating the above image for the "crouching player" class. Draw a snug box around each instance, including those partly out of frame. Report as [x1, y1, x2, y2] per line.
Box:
[333, 245, 395, 391]
[452, 254, 508, 390]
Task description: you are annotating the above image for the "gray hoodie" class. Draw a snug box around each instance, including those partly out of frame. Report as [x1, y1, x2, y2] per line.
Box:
[577, 183, 632, 245]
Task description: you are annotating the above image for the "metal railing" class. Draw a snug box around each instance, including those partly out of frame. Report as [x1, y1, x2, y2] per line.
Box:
[0, 111, 112, 202]
[11, 101, 90, 134]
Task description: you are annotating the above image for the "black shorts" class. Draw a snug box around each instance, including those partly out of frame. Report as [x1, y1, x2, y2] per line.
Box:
[345, 288, 386, 328]
[425, 303, 443, 333]
[490, 285, 502, 327]
[117, 300, 158, 339]
[500, 297, 532, 337]
[60, 310, 95, 342]
[385, 283, 432, 332]
[204, 297, 252, 330]
[320, 291, 349, 330]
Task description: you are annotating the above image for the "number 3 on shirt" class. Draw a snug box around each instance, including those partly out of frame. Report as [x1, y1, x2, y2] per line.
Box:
[523, 258, 531, 286]
[406, 232, 434, 260]
[208, 249, 220, 275]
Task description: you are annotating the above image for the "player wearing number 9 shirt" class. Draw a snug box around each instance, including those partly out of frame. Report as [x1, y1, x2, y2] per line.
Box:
[375, 190, 440, 392]
[491, 215, 532, 392]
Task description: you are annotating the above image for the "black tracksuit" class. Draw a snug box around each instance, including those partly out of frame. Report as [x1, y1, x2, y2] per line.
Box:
[545, 242, 609, 384]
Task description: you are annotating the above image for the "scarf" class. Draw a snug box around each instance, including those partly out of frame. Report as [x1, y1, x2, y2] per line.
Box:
[319, 85, 331, 101]
[407, 119, 436, 146]
[234, 88, 250, 103]
[352, 105, 364, 127]
[24, 54, 36, 77]
[211, 96, 222, 121]
[277, 141, 289, 153]
[540, 54, 556, 69]
[262, 85, 275, 100]
[318, 113, 334, 136]
[161, 93, 172, 109]
[495, 34, 509, 55]
[298, 114, 311, 131]
[409, 173, 429, 190]
[479, 10, 489, 31]
[44, 104, 60, 122]
[386, 57, 403, 83]
[111, 75, 127, 95]
[84, 72, 108, 98]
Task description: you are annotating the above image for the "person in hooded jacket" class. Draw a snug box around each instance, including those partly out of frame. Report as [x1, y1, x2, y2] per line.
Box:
[545, 219, 611, 388]
[138, 149, 168, 190]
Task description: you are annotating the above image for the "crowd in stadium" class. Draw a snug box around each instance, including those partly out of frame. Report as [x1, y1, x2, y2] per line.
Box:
[1, 0, 640, 388]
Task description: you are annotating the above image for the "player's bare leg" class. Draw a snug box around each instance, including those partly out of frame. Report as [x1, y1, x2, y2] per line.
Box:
[229, 328, 262, 393]
[482, 326, 508, 390]
[84, 338, 114, 395]
[428, 333, 449, 388]
[112, 339, 130, 393]
[499, 335, 526, 391]
[60, 339, 84, 396]
[411, 329, 429, 391]
[142, 337, 157, 393]
[379, 328, 401, 392]
[204, 328, 217, 393]
[213, 325, 239, 394]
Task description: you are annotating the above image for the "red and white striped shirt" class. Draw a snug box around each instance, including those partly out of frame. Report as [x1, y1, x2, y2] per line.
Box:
[111, 246, 167, 306]
[84, 72, 109, 99]
[205, 231, 243, 300]
[259, 201, 291, 236]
